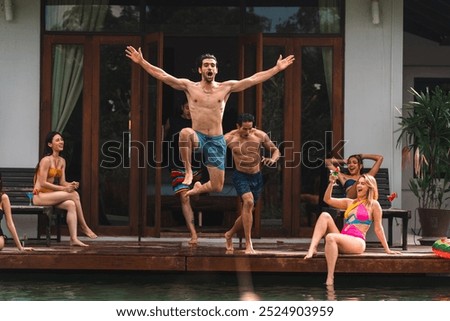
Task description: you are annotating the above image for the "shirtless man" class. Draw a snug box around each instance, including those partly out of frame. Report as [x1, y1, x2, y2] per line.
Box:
[224, 113, 280, 254]
[125, 47, 294, 197]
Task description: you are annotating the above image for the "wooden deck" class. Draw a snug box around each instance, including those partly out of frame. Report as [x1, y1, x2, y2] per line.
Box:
[1, 236, 449, 275]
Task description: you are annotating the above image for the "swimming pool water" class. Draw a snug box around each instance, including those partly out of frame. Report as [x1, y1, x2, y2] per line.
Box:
[0, 271, 448, 301]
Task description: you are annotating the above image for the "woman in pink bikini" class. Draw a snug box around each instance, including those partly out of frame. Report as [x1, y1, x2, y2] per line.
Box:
[304, 173, 400, 285]
[33, 131, 97, 247]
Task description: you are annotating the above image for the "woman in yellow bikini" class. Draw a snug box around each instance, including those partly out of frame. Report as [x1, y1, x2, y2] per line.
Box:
[304, 173, 400, 285]
[33, 131, 97, 247]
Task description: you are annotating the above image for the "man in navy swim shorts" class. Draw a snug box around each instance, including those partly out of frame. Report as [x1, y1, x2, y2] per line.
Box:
[224, 113, 280, 254]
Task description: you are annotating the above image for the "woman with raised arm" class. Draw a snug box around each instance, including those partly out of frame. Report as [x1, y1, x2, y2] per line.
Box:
[304, 173, 400, 285]
[326, 153, 383, 198]
[33, 131, 97, 247]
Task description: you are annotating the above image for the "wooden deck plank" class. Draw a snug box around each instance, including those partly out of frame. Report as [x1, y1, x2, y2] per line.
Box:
[0, 238, 449, 274]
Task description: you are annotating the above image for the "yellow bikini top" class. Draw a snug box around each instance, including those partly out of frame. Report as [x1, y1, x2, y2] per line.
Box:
[48, 168, 63, 179]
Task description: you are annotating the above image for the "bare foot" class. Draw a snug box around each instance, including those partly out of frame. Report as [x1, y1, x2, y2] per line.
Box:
[70, 238, 89, 247]
[186, 181, 202, 197]
[182, 171, 193, 185]
[244, 247, 256, 255]
[225, 232, 234, 252]
[188, 237, 198, 246]
[240, 291, 261, 301]
[82, 228, 98, 239]
[325, 278, 334, 286]
[304, 249, 317, 259]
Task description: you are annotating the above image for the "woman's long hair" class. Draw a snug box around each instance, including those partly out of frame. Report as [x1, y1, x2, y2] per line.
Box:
[34, 131, 63, 179]
[41, 131, 63, 157]
[360, 174, 378, 205]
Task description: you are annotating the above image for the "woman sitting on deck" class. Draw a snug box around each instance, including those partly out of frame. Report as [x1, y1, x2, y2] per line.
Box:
[304, 173, 401, 285]
[32, 131, 97, 247]
[0, 172, 33, 251]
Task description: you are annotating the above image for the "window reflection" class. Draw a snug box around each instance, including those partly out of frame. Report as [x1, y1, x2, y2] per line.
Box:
[246, 5, 340, 34]
[44, 1, 341, 35]
[45, 4, 139, 32]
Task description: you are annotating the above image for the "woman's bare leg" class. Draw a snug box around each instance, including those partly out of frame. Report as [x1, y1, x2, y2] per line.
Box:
[324, 233, 366, 285]
[70, 191, 97, 238]
[304, 212, 339, 259]
[324, 233, 339, 285]
[56, 200, 88, 247]
[33, 191, 96, 242]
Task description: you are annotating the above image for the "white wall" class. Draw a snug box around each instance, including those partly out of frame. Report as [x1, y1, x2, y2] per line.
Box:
[402, 33, 450, 234]
[0, 0, 40, 167]
[345, 0, 404, 242]
[345, 0, 403, 195]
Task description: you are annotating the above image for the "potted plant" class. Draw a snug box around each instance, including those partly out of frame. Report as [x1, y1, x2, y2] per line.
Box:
[396, 85, 450, 244]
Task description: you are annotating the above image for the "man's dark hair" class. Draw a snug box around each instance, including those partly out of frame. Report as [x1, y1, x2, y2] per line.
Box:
[197, 53, 217, 68]
[237, 113, 255, 126]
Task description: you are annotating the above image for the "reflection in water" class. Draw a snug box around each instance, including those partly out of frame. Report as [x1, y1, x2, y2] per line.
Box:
[326, 284, 336, 301]
[234, 255, 261, 301]
[0, 272, 449, 301]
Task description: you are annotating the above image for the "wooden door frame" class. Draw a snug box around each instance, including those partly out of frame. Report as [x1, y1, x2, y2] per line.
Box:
[139, 32, 164, 238]
[92, 36, 141, 236]
[262, 36, 344, 236]
[41, 35, 142, 236]
[237, 34, 263, 238]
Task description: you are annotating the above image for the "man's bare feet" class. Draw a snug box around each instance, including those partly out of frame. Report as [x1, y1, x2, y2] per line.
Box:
[244, 247, 256, 255]
[70, 238, 89, 247]
[186, 181, 202, 197]
[82, 228, 98, 239]
[225, 232, 234, 252]
[304, 248, 317, 259]
[182, 171, 193, 185]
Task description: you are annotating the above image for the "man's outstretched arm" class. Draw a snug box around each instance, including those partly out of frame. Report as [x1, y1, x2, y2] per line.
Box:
[228, 54, 295, 92]
[125, 46, 189, 91]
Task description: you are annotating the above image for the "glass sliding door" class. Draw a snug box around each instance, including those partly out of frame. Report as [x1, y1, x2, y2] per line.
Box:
[97, 44, 132, 227]
[260, 37, 343, 237]
[260, 45, 288, 235]
[143, 33, 163, 235]
[42, 37, 91, 235]
[298, 46, 334, 232]
[93, 36, 141, 236]
[43, 35, 142, 236]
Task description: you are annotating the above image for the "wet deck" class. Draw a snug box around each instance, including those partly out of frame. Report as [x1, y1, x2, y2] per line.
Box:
[1, 235, 449, 275]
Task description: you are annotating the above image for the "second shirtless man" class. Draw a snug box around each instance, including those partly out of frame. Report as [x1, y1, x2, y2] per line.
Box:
[224, 113, 280, 254]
